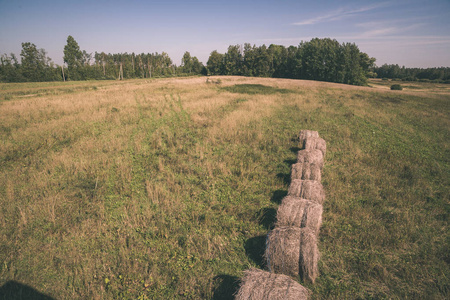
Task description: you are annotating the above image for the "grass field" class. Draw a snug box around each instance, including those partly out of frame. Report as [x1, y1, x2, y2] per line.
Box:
[0, 76, 449, 299]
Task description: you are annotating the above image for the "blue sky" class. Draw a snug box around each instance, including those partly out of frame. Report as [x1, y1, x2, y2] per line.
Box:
[1, 0, 449, 68]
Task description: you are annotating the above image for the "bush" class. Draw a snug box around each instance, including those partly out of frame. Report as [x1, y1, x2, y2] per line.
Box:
[391, 84, 403, 90]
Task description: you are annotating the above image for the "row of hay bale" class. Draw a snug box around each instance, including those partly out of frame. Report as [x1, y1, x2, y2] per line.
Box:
[236, 130, 326, 300]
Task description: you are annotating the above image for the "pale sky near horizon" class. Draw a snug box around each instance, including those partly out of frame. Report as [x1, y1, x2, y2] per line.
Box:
[1, 0, 449, 68]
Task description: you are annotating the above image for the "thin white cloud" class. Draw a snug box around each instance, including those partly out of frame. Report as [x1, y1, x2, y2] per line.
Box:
[293, 2, 389, 26]
[361, 27, 398, 37]
[357, 23, 425, 38]
[356, 15, 430, 29]
[292, 9, 343, 26]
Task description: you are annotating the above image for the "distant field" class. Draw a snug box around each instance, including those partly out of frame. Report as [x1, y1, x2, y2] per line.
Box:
[1, 76, 449, 299]
[369, 78, 450, 94]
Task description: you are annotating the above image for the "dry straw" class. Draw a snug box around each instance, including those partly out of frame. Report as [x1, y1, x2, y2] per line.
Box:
[298, 130, 319, 148]
[265, 227, 319, 283]
[297, 149, 324, 169]
[276, 197, 323, 235]
[304, 137, 327, 157]
[235, 268, 310, 300]
[287, 179, 325, 204]
[299, 228, 320, 283]
[291, 162, 322, 181]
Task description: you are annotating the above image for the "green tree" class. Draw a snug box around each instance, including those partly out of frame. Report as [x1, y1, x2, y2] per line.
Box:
[180, 52, 203, 75]
[207, 50, 224, 75]
[269, 44, 288, 78]
[299, 38, 341, 82]
[63, 35, 83, 80]
[285, 45, 302, 79]
[252, 45, 271, 77]
[0, 53, 23, 82]
[191, 56, 203, 74]
[242, 43, 255, 76]
[20, 42, 47, 82]
[224, 45, 243, 75]
[182, 51, 193, 74]
[341, 43, 375, 85]
[160, 52, 174, 76]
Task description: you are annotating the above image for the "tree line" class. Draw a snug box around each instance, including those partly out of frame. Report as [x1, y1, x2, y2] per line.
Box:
[0, 36, 206, 83]
[8, 35, 447, 86]
[207, 38, 377, 85]
[374, 64, 450, 83]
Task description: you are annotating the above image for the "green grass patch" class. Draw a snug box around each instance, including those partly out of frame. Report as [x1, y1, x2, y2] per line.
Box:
[222, 84, 295, 95]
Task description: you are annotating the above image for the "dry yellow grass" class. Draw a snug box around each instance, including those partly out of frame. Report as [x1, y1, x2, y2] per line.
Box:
[0, 76, 449, 299]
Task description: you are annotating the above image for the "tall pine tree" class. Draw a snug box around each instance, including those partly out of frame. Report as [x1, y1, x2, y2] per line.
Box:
[63, 36, 83, 80]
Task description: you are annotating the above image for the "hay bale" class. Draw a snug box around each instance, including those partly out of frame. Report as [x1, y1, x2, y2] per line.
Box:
[299, 228, 320, 283]
[235, 268, 310, 300]
[304, 137, 327, 157]
[276, 197, 322, 235]
[287, 179, 325, 204]
[298, 130, 319, 148]
[265, 227, 301, 278]
[265, 227, 319, 283]
[297, 149, 324, 169]
[291, 162, 322, 181]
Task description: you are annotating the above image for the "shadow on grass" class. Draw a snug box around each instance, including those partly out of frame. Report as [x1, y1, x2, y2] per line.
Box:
[0, 281, 55, 300]
[276, 172, 291, 185]
[257, 207, 277, 230]
[284, 158, 297, 166]
[244, 235, 267, 269]
[212, 274, 240, 300]
[278, 146, 300, 184]
[270, 189, 287, 204]
[290, 146, 301, 153]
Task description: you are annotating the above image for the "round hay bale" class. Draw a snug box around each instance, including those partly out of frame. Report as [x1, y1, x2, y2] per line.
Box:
[287, 179, 325, 204]
[276, 197, 323, 235]
[298, 130, 319, 148]
[290, 162, 304, 181]
[265, 227, 320, 283]
[235, 268, 310, 300]
[304, 137, 327, 157]
[299, 228, 320, 283]
[265, 227, 301, 278]
[297, 149, 324, 169]
[291, 162, 322, 181]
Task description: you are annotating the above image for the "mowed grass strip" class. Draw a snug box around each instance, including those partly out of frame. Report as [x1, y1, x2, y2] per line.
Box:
[0, 77, 448, 299]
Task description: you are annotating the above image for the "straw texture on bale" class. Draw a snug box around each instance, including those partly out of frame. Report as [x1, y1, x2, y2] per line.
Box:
[298, 130, 319, 148]
[299, 228, 320, 283]
[287, 180, 325, 204]
[265, 227, 302, 278]
[276, 197, 323, 235]
[291, 162, 322, 181]
[297, 149, 324, 169]
[265, 227, 320, 281]
[235, 268, 310, 300]
[304, 137, 327, 157]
